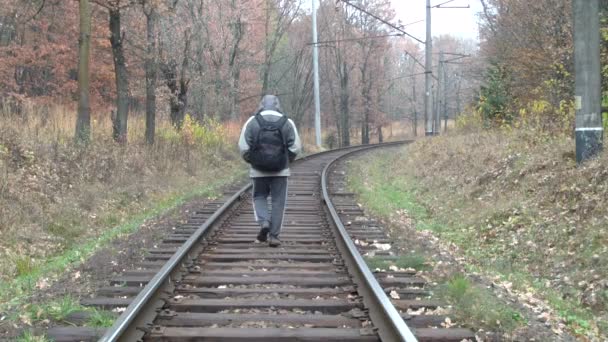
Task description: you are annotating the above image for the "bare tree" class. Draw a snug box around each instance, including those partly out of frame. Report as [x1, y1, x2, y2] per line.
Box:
[160, 28, 191, 128]
[143, 0, 158, 144]
[319, 2, 358, 147]
[260, 0, 303, 94]
[75, 0, 92, 144]
[107, 2, 131, 143]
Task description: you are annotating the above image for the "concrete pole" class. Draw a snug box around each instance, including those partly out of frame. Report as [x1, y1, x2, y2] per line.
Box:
[424, 0, 433, 136]
[432, 87, 438, 134]
[436, 51, 444, 135]
[413, 74, 418, 136]
[312, 0, 322, 147]
[573, 0, 603, 163]
[442, 52, 448, 132]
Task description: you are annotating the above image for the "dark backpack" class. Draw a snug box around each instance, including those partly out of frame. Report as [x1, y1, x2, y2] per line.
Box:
[249, 113, 289, 172]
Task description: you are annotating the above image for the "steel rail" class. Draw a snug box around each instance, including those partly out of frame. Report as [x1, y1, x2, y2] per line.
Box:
[99, 145, 364, 341]
[321, 141, 418, 342]
[98, 184, 251, 342]
[100, 142, 410, 341]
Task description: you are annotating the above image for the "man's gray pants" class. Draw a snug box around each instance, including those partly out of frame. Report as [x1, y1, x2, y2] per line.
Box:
[252, 176, 288, 239]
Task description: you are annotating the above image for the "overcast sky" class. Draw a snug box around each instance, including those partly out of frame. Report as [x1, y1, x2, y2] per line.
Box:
[308, 0, 483, 42]
[390, 0, 482, 42]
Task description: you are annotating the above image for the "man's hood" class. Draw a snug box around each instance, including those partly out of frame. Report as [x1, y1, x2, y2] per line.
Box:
[257, 95, 283, 113]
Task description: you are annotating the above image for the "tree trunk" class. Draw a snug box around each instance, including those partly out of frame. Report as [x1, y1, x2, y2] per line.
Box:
[109, 8, 129, 144]
[228, 10, 243, 120]
[166, 65, 189, 129]
[339, 62, 350, 147]
[144, 7, 157, 145]
[262, 0, 271, 94]
[177, 31, 191, 126]
[378, 126, 383, 143]
[75, 0, 91, 145]
[412, 76, 417, 136]
[361, 76, 371, 145]
[229, 67, 241, 120]
[161, 30, 190, 129]
[327, 75, 341, 145]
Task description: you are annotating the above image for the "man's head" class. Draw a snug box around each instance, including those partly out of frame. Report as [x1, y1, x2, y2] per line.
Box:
[258, 95, 283, 113]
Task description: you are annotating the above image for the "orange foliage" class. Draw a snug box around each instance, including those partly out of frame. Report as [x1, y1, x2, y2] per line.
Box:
[0, 1, 116, 112]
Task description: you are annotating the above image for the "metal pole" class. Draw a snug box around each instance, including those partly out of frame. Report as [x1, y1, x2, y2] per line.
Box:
[424, 0, 433, 136]
[573, 0, 603, 163]
[312, 0, 322, 147]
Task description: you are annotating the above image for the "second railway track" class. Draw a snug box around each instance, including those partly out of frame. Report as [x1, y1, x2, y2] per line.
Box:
[47, 143, 474, 342]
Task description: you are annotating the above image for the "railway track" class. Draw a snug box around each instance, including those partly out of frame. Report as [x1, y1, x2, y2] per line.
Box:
[47, 143, 474, 342]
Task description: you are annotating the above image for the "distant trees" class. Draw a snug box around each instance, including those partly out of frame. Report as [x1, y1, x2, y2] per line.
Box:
[318, 1, 356, 146]
[477, 0, 577, 131]
[4, 0, 481, 146]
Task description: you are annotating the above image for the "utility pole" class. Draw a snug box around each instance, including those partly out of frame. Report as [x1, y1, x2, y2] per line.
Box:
[436, 51, 444, 135]
[412, 73, 418, 136]
[442, 52, 448, 132]
[312, 0, 322, 148]
[424, 0, 433, 136]
[423, 0, 467, 136]
[432, 87, 438, 134]
[573, 0, 602, 163]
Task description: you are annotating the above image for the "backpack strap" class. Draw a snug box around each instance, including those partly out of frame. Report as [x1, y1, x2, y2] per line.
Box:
[254, 112, 266, 128]
[276, 115, 288, 128]
[276, 116, 288, 148]
[255, 112, 288, 129]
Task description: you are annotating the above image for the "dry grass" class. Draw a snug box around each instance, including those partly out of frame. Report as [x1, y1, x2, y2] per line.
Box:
[345, 128, 608, 338]
[387, 129, 608, 337]
[0, 100, 417, 282]
[0, 103, 243, 282]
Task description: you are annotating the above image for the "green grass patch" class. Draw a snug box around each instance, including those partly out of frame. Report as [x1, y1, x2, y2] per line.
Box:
[0, 170, 245, 315]
[15, 331, 50, 342]
[23, 295, 81, 323]
[438, 274, 527, 331]
[346, 149, 602, 337]
[345, 159, 427, 219]
[86, 309, 116, 328]
[365, 255, 429, 271]
[13, 255, 38, 277]
[21, 294, 116, 328]
[347, 151, 526, 333]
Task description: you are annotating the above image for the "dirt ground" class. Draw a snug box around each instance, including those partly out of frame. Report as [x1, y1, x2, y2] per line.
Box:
[1, 179, 249, 340]
[384, 210, 578, 341]
[2, 148, 585, 341]
[333, 156, 578, 342]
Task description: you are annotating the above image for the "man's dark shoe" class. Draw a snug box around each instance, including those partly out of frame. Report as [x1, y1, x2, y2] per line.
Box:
[268, 236, 281, 247]
[257, 221, 270, 242]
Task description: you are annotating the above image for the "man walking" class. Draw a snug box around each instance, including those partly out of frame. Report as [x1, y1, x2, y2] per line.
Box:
[238, 95, 302, 247]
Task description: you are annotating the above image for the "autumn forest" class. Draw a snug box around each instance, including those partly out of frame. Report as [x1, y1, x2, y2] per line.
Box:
[0, 0, 482, 146]
[2, 0, 608, 340]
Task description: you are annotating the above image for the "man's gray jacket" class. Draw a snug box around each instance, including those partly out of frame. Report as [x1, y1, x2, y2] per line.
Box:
[238, 95, 302, 178]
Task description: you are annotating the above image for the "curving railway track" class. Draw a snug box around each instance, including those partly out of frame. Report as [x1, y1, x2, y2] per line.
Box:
[47, 143, 474, 342]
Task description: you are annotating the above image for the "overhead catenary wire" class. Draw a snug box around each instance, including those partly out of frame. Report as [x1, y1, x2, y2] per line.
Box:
[404, 50, 439, 81]
[336, 0, 425, 44]
[306, 33, 404, 46]
[432, 0, 470, 8]
[387, 71, 429, 81]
